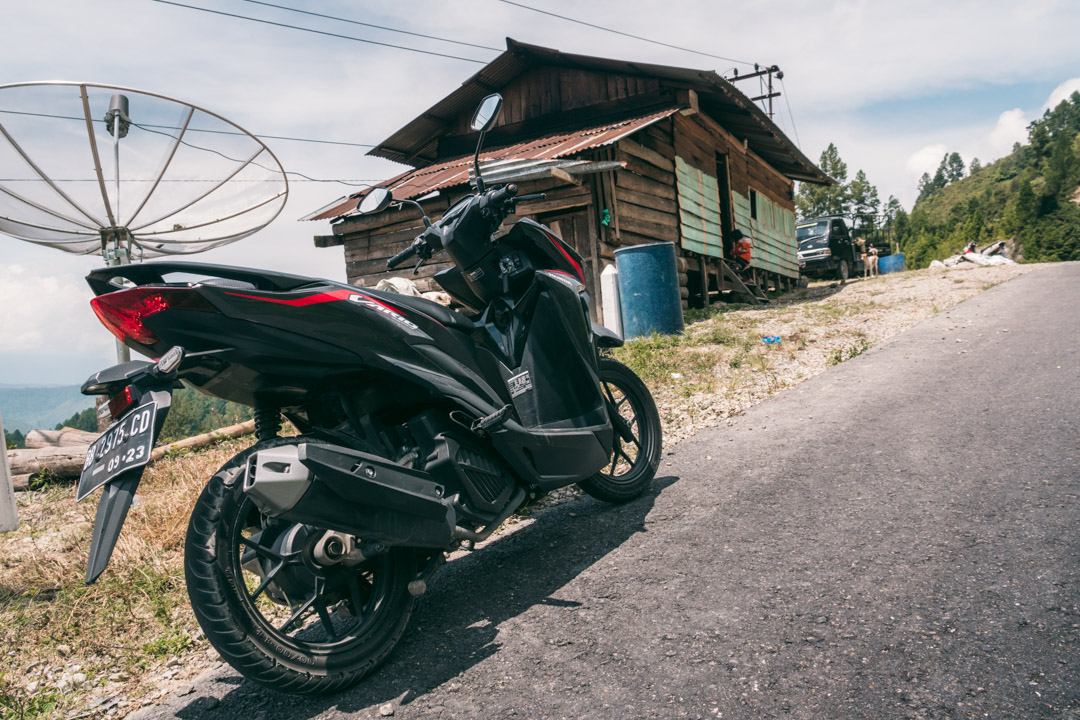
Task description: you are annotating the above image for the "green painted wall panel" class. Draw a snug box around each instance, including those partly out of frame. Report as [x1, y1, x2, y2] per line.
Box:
[729, 189, 797, 278]
[675, 156, 723, 259]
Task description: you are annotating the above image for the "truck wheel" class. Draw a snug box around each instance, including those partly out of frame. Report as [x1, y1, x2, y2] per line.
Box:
[836, 259, 849, 284]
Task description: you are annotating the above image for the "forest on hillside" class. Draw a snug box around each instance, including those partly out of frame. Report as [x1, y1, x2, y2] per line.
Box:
[897, 91, 1080, 267]
[797, 92, 1080, 269]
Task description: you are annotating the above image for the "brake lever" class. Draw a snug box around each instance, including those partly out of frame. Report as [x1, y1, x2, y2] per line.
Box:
[412, 257, 426, 275]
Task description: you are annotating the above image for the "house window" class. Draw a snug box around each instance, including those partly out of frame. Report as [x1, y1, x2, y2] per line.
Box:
[750, 189, 758, 220]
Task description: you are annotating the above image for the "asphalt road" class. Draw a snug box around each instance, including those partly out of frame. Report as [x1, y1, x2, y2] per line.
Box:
[135, 263, 1080, 720]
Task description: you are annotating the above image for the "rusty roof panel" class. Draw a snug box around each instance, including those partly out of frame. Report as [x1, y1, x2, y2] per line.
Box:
[303, 107, 678, 222]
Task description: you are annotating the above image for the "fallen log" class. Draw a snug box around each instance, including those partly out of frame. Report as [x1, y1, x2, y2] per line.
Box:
[24, 427, 99, 449]
[8, 418, 258, 488]
[8, 446, 90, 479]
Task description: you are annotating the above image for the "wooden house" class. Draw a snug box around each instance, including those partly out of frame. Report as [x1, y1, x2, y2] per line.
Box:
[305, 39, 831, 319]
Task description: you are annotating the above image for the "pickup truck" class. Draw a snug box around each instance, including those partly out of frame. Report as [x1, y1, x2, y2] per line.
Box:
[796, 216, 863, 282]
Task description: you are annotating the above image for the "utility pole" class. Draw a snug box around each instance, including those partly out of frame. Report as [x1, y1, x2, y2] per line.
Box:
[727, 64, 783, 120]
[1, 410, 18, 533]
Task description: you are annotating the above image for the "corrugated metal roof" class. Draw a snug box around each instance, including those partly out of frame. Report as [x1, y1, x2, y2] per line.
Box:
[302, 107, 677, 222]
[367, 38, 829, 186]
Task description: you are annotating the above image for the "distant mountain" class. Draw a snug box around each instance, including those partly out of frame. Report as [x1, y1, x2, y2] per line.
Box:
[0, 385, 94, 433]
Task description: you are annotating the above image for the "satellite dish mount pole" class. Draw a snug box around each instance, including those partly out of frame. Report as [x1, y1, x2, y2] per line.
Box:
[103, 94, 133, 363]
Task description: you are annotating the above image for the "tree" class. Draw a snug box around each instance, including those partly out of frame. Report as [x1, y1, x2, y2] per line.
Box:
[1014, 177, 1038, 228]
[796, 143, 851, 218]
[849, 169, 880, 232]
[969, 157, 982, 174]
[55, 407, 98, 432]
[916, 172, 932, 202]
[946, 152, 965, 183]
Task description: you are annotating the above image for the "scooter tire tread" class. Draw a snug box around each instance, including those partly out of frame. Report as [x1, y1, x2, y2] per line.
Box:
[578, 358, 662, 504]
[184, 436, 414, 695]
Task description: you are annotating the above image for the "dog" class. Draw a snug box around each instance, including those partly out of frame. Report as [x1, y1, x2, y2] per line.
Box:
[862, 247, 879, 278]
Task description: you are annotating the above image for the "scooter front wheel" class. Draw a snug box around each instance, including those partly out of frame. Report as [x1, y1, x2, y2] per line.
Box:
[578, 358, 662, 503]
[184, 437, 416, 695]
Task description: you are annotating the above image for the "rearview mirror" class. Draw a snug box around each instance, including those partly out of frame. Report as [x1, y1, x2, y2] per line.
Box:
[357, 187, 393, 215]
[470, 94, 503, 133]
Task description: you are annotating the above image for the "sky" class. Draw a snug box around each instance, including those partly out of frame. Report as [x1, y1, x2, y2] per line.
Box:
[1, 0, 1078, 386]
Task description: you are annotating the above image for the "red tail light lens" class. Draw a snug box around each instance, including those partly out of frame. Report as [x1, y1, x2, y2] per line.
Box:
[108, 385, 135, 419]
[90, 287, 213, 345]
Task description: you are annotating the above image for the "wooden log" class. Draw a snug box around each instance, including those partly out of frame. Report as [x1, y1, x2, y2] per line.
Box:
[8, 446, 91, 479]
[13, 474, 30, 493]
[24, 427, 99, 449]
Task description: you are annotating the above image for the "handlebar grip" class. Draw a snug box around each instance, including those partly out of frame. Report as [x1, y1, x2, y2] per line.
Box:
[488, 183, 519, 205]
[511, 192, 547, 204]
[386, 242, 419, 269]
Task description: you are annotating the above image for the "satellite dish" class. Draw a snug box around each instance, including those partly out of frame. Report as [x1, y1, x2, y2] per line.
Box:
[0, 81, 289, 261]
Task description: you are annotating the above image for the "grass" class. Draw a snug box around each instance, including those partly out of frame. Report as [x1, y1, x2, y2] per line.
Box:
[0, 437, 256, 718]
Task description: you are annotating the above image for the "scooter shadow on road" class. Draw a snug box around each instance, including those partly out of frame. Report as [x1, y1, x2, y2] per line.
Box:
[173, 474, 679, 719]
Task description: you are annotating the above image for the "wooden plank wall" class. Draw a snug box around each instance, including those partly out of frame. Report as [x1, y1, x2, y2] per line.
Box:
[446, 68, 661, 137]
[672, 114, 798, 280]
[605, 119, 689, 307]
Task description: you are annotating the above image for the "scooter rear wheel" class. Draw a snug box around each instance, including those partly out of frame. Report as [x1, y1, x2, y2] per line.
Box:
[578, 358, 662, 503]
[184, 436, 415, 695]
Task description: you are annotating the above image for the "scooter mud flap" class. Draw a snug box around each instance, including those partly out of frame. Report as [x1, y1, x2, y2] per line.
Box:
[85, 469, 142, 584]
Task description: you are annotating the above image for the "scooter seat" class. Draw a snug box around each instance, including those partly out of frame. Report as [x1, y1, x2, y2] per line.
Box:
[364, 289, 476, 333]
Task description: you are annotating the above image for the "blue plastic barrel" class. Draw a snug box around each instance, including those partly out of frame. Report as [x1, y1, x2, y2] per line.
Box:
[615, 242, 684, 339]
[877, 253, 906, 275]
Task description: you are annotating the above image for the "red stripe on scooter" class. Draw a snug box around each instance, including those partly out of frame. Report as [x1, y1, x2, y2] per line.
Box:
[224, 289, 355, 306]
[545, 231, 585, 284]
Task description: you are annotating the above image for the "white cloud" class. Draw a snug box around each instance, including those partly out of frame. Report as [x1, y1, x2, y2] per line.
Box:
[1044, 77, 1080, 112]
[905, 144, 948, 184]
[988, 109, 1029, 156]
[0, 264, 110, 356]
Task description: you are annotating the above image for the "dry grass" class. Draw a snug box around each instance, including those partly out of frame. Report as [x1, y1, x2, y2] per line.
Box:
[0, 437, 255, 719]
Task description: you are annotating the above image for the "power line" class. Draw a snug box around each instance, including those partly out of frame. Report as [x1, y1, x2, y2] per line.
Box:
[779, 76, 801, 148]
[151, 0, 489, 64]
[131, 121, 373, 186]
[0, 108, 375, 148]
[240, 0, 501, 52]
[497, 0, 753, 67]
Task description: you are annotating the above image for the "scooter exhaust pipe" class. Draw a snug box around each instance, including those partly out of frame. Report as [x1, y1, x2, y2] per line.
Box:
[243, 443, 457, 549]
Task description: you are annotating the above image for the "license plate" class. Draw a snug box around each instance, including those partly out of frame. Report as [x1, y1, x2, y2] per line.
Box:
[76, 401, 157, 501]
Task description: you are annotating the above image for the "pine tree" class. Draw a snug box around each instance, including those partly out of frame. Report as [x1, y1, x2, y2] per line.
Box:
[795, 143, 852, 218]
[946, 152, 965, 183]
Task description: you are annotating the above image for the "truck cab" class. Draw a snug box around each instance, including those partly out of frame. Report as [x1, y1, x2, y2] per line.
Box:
[797, 216, 862, 282]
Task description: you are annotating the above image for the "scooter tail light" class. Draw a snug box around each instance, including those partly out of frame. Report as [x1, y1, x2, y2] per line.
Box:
[90, 287, 214, 345]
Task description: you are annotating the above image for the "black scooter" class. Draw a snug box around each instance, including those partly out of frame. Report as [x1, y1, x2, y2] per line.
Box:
[76, 93, 661, 694]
